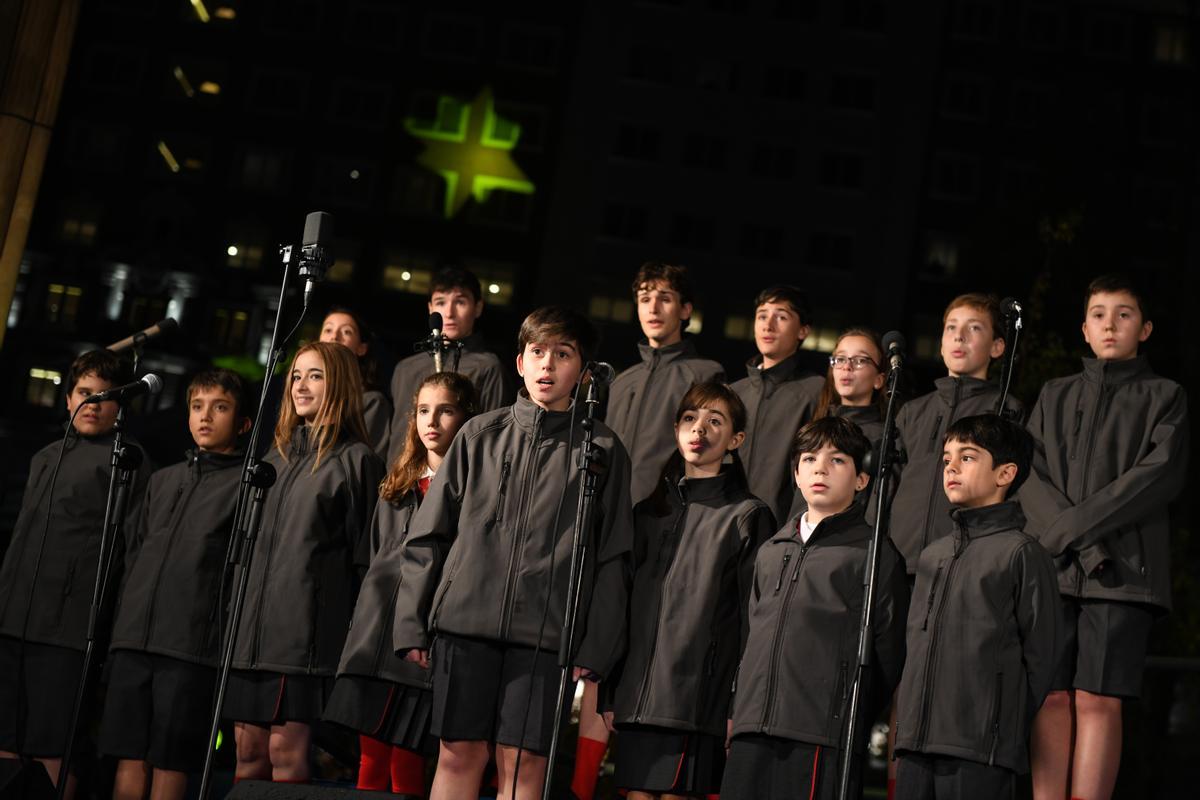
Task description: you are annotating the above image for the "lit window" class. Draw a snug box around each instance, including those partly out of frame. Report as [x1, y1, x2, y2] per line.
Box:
[227, 244, 263, 269]
[688, 311, 704, 334]
[923, 234, 959, 278]
[1154, 25, 1190, 65]
[587, 296, 633, 323]
[27, 368, 63, 408]
[61, 217, 98, 245]
[199, 81, 221, 95]
[327, 259, 355, 283]
[382, 266, 432, 294]
[801, 327, 838, 352]
[45, 284, 83, 327]
[724, 316, 755, 342]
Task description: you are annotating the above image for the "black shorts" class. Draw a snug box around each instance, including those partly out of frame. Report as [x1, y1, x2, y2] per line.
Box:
[222, 669, 332, 725]
[323, 675, 435, 754]
[720, 735, 836, 800]
[613, 724, 724, 794]
[1051, 597, 1154, 698]
[97, 650, 217, 772]
[895, 753, 1014, 800]
[429, 634, 567, 755]
[0, 636, 86, 758]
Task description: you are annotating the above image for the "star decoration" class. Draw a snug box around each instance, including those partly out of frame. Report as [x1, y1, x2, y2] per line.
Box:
[403, 86, 535, 219]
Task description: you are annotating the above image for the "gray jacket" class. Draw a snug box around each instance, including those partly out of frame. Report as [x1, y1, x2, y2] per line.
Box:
[1020, 356, 1189, 609]
[393, 394, 635, 678]
[604, 339, 725, 504]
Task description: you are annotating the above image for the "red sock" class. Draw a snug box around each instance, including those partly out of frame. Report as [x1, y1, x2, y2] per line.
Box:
[888, 777, 896, 800]
[570, 736, 608, 800]
[358, 734, 392, 791]
[390, 746, 426, 796]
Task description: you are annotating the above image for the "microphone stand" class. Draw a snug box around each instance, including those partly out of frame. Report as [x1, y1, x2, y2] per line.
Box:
[56, 395, 144, 797]
[540, 379, 604, 800]
[836, 352, 904, 800]
[198, 245, 303, 799]
[413, 334, 464, 374]
[995, 309, 1023, 418]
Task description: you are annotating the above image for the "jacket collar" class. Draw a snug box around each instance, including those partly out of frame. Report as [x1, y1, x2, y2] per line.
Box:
[637, 337, 697, 367]
[950, 500, 1026, 540]
[1081, 355, 1150, 386]
[667, 465, 739, 505]
[744, 350, 806, 386]
[933, 374, 995, 406]
[186, 448, 245, 473]
[512, 391, 576, 436]
[771, 501, 865, 545]
[833, 404, 882, 426]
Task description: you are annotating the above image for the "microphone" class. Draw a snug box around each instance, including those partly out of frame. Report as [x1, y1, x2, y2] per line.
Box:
[1001, 297, 1023, 318]
[297, 211, 334, 306]
[429, 313, 444, 373]
[587, 361, 617, 385]
[881, 331, 906, 371]
[106, 318, 179, 353]
[83, 373, 163, 404]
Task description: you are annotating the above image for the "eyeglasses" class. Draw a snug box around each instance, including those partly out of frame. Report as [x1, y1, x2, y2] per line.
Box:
[829, 355, 879, 371]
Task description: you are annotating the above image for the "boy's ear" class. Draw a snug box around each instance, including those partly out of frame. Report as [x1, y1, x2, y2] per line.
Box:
[1139, 319, 1153, 343]
[238, 417, 252, 436]
[727, 430, 746, 451]
[995, 461, 1018, 488]
[515, 352, 524, 377]
[474, 299, 484, 319]
[797, 323, 811, 343]
[989, 336, 1006, 360]
[680, 301, 694, 322]
[855, 471, 870, 492]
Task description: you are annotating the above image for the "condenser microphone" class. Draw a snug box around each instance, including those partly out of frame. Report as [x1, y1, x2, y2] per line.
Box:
[429, 313, 444, 372]
[106, 318, 179, 353]
[586, 362, 617, 385]
[297, 211, 334, 306]
[881, 331, 906, 371]
[83, 373, 163, 404]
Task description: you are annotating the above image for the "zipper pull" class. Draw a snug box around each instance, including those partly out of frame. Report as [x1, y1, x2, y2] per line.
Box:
[775, 552, 792, 592]
[929, 415, 943, 442]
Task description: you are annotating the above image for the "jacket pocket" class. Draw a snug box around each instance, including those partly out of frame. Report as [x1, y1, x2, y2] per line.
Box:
[492, 459, 511, 526]
[988, 672, 1002, 766]
[920, 563, 944, 631]
[927, 415, 944, 452]
[831, 660, 849, 720]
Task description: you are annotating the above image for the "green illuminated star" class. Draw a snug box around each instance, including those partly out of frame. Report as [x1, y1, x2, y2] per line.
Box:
[404, 87, 535, 219]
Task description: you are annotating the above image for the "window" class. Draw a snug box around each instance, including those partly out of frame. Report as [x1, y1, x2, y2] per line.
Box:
[819, 152, 865, 191]
[150, 136, 209, 177]
[313, 158, 375, 207]
[1009, 82, 1051, 129]
[240, 148, 288, 192]
[588, 296, 634, 324]
[770, 0, 816, 20]
[248, 69, 309, 115]
[695, 59, 739, 92]
[941, 75, 987, 121]
[801, 327, 840, 352]
[602, 203, 649, 241]
[922, 234, 960, 279]
[1141, 96, 1186, 146]
[1154, 24, 1190, 65]
[763, 64, 805, 101]
[469, 190, 533, 231]
[226, 243, 265, 269]
[807, 232, 853, 270]
[670, 214, 716, 250]
[329, 83, 389, 127]
[952, 2, 996, 41]
[723, 315, 755, 342]
[613, 124, 661, 161]
[45, 284, 83, 328]
[262, 0, 322, 36]
[749, 141, 796, 179]
[344, 2, 402, 48]
[391, 163, 446, 218]
[494, 102, 548, 152]
[212, 308, 251, 350]
[1138, 179, 1179, 230]
[682, 134, 728, 170]
[830, 73, 875, 111]
[1023, 5, 1060, 49]
[626, 44, 673, 85]
[841, 0, 886, 33]
[65, 123, 128, 170]
[126, 296, 168, 330]
[60, 212, 99, 245]
[501, 24, 561, 72]
[931, 153, 980, 201]
[423, 14, 482, 62]
[1088, 14, 1128, 59]
[382, 265, 433, 294]
[998, 160, 1038, 203]
[83, 46, 145, 93]
[27, 368, 63, 408]
[739, 224, 784, 259]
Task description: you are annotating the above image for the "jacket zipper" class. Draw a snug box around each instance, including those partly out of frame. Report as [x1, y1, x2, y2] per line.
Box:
[142, 470, 199, 647]
[492, 459, 511, 525]
[633, 499, 689, 722]
[920, 563, 945, 630]
[920, 383, 958, 550]
[774, 552, 792, 592]
[832, 660, 849, 720]
[760, 542, 811, 730]
[1069, 407, 1084, 460]
[988, 671, 1003, 765]
[914, 533, 967, 748]
[499, 412, 543, 638]
[627, 350, 660, 449]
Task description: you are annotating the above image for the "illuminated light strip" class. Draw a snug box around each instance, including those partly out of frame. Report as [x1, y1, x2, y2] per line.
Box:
[157, 141, 181, 173]
[173, 66, 195, 97]
[190, 0, 211, 23]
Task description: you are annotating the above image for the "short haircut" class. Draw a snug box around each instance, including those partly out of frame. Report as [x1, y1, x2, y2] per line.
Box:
[1084, 274, 1150, 321]
[790, 416, 872, 475]
[675, 381, 747, 433]
[187, 368, 248, 418]
[67, 349, 130, 394]
[943, 292, 1004, 342]
[430, 266, 482, 304]
[632, 261, 695, 307]
[517, 305, 598, 364]
[943, 414, 1034, 498]
[755, 285, 811, 325]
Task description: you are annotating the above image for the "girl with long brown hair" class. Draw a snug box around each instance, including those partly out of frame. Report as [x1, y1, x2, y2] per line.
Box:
[324, 371, 478, 796]
[223, 342, 385, 784]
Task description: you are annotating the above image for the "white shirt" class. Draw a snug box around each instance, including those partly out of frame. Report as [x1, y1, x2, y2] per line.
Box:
[799, 512, 816, 544]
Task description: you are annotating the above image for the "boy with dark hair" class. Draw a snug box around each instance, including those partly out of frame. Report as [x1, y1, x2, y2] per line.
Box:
[730, 285, 825, 524]
[387, 265, 515, 463]
[0, 349, 152, 793]
[722, 416, 909, 800]
[606, 262, 725, 504]
[96, 368, 250, 800]
[394, 305, 635, 800]
[889, 292, 1024, 575]
[1022, 276, 1189, 800]
[894, 415, 1060, 800]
